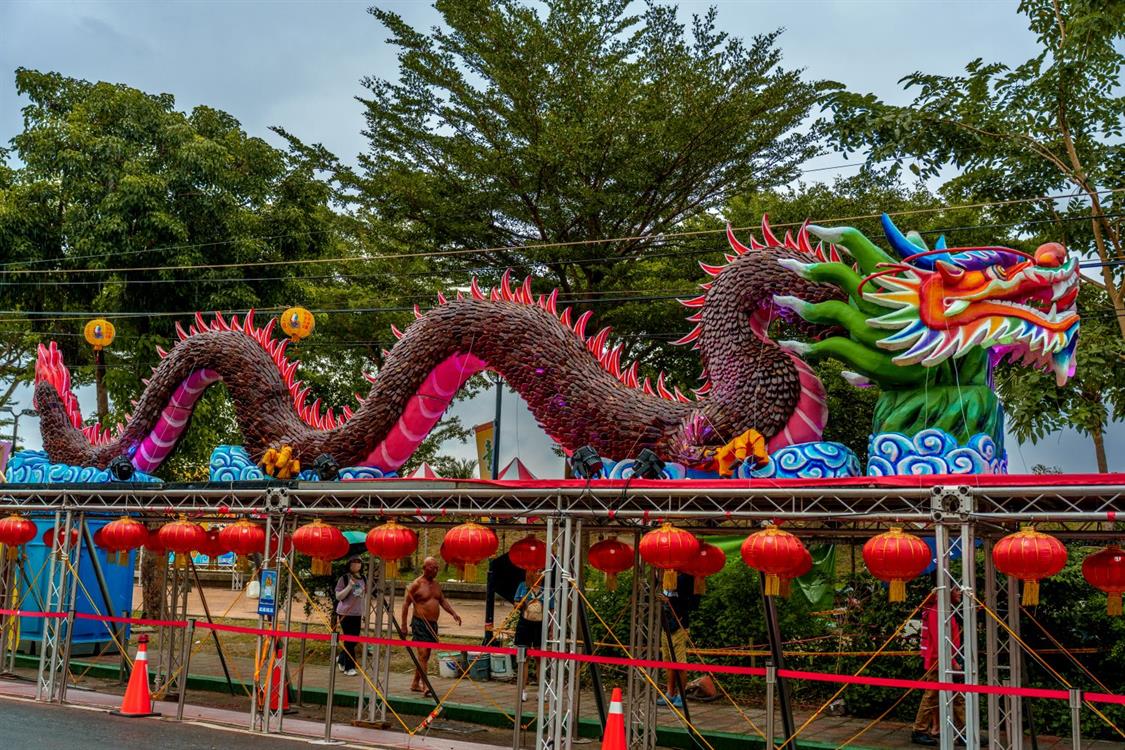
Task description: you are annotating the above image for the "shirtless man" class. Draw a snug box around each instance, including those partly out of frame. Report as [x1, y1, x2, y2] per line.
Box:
[401, 556, 462, 694]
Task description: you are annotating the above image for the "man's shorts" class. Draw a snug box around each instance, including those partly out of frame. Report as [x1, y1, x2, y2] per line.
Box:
[662, 627, 688, 664]
[411, 616, 439, 643]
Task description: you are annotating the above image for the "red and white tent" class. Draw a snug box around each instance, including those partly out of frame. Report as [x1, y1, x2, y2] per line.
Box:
[497, 457, 537, 481]
[409, 462, 442, 479]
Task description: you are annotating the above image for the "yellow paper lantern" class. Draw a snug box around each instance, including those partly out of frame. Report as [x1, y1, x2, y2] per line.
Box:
[280, 307, 315, 342]
[84, 319, 116, 351]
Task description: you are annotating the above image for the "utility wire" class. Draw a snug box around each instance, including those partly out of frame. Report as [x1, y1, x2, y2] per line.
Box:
[0, 188, 1120, 277]
[1, 210, 1121, 290]
[0, 158, 902, 270]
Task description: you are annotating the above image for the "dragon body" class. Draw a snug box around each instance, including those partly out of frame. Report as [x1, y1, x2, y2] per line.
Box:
[31, 217, 1080, 477]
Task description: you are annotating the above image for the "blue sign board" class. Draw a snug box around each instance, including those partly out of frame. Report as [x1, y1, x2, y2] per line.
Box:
[258, 568, 278, 617]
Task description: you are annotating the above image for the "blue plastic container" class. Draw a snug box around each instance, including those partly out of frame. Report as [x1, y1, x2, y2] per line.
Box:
[15, 518, 136, 654]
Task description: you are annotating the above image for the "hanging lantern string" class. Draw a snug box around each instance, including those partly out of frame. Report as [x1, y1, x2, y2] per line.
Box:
[970, 591, 1125, 740]
[1018, 604, 1114, 694]
[776, 595, 929, 750]
[571, 582, 719, 750]
[661, 597, 766, 738]
[836, 688, 919, 749]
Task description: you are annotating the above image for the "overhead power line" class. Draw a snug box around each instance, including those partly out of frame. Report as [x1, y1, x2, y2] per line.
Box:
[1, 207, 1121, 290]
[0, 188, 1120, 277]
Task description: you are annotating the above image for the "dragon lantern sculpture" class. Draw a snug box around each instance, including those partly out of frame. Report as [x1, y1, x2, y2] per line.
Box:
[21, 214, 1079, 482]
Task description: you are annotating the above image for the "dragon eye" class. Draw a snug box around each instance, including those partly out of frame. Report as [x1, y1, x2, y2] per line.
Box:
[991, 264, 1008, 280]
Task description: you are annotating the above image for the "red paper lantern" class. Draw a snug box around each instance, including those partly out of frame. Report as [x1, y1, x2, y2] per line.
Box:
[198, 528, 230, 568]
[42, 526, 80, 550]
[293, 519, 347, 575]
[741, 526, 807, 597]
[588, 538, 634, 591]
[639, 524, 700, 590]
[992, 527, 1067, 605]
[97, 517, 149, 565]
[509, 535, 548, 573]
[680, 542, 726, 594]
[863, 527, 932, 602]
[158, 517, 207, 568]
[219, 519, 266, 558]
[1083, 545, 1125, 617]
[441, 522, 499, 580]
[366, 520, 418, 578]
[0, 514, 37, 560]
[778, 544, 814, 599]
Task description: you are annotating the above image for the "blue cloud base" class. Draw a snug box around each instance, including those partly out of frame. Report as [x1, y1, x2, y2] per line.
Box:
[867, 429, 1007, 476]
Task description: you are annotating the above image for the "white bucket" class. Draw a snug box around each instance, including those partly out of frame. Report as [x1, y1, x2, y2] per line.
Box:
[437, 651, 464, 679]
[490, 653, 515, 681]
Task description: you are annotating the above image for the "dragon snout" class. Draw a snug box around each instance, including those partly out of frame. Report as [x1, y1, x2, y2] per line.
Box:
[1034, 242, 1066, 268]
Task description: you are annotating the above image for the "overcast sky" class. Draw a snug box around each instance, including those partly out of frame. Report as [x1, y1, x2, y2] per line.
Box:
[1, 0, 1119, 475]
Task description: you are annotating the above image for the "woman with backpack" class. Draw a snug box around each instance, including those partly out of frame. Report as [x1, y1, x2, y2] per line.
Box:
[512, 570, 544, 700]
[334, 557, 367, 676]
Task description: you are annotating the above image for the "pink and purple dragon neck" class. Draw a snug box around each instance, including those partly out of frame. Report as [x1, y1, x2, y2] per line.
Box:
[34, 223, 843, 474]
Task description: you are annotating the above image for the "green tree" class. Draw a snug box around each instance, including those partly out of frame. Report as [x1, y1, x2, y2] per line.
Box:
[276, 0, 830, 404]
[2, 69, 345, 617]
[996, 284, 1125, 472]
[828, 0, 1125, 336]
[0, 68, 342, 478]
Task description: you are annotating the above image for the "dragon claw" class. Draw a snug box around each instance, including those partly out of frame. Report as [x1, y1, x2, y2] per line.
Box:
[777, 339, 811, 355]
[840, 370, 873, 388]
[772, 294, 807, 313]
[806, 224, 845, 244]
[260, 445, 301, 479]
[713, 429, 769, 478]
[776, 258, 814, 278]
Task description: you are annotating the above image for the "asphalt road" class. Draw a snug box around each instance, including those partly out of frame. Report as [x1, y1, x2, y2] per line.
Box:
[0, 697, 309, 749]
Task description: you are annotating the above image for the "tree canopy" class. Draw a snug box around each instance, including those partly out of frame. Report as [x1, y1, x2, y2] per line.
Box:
[828, 0, 1125, 336]
[0, 68, 340, 474]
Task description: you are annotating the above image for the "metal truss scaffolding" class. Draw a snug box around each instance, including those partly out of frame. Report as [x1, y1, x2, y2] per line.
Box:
[357, 557, 394, 727]
[536, 516, 583, 750]
[36, 510, 76, 703]
[984, 539, 1023, 750]
[626, 538, 661, 750]
[1, 479, 1122, 750]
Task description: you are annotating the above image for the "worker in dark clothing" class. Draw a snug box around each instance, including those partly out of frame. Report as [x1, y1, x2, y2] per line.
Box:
[658, 572, 700, 708]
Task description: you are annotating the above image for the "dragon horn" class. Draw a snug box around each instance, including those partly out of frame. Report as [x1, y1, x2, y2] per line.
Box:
[880, 213, 920, 260]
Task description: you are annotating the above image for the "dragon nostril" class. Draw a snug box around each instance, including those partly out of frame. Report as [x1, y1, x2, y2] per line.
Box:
[1034, 242, 1066, 268]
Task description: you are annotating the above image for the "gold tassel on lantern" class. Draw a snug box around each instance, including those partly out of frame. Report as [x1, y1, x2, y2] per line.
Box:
[386, 559, 399, 579]
[778, 578, 792, 599]
[1023, 579, 1040, 606]
[662, 569, 677, 590]
[889, 579, 907, 603]
[606, 572, 618, 591]
[312, 557, 331, 576]
[764, 573, 780, 597]
[694, 576, 706, 595]
[464, 562, 477, 581]
[1108, 593, 1122, 617]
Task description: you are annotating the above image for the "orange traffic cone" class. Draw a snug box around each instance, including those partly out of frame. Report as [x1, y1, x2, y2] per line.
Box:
[601, 687, 626, 750]
[111, 634, 160, 718]
[257, 642, 294, 713]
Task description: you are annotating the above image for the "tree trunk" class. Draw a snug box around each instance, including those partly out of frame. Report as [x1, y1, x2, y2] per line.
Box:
[1090, 426, 1108, 474]
[140, 549, 166, 619]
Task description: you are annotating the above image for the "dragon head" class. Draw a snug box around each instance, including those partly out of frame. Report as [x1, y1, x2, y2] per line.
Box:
[862, 215, 1080, 385]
